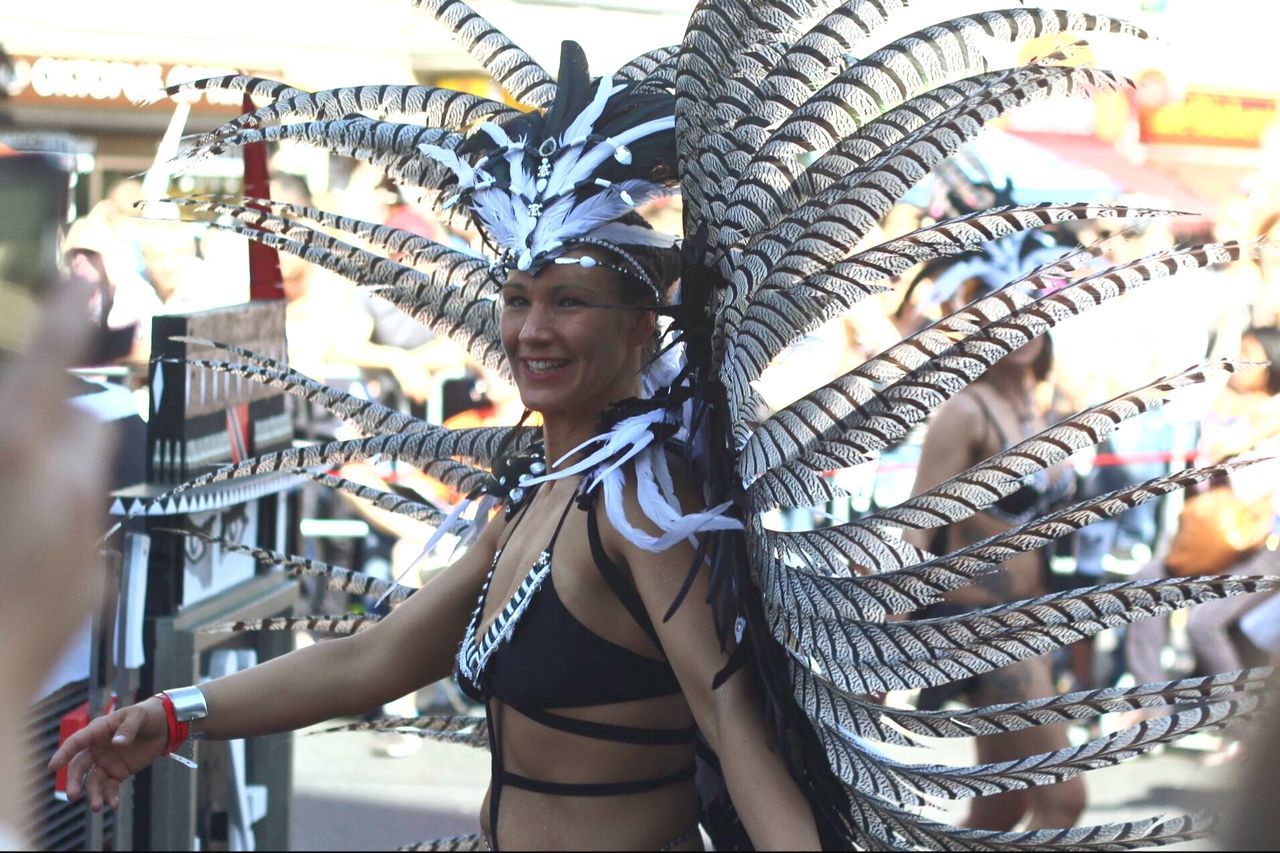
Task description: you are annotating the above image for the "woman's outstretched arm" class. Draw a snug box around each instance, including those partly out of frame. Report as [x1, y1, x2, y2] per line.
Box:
[610, 462, 823, 851]
[50, 509, 504, 809]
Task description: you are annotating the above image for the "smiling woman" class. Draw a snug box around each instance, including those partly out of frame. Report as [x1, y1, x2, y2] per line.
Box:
[499, 249, 657, 421]
[48, 1, 1278, 850]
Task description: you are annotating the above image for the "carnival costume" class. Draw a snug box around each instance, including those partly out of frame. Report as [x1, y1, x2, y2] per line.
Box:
[133, 0, 1277, 848]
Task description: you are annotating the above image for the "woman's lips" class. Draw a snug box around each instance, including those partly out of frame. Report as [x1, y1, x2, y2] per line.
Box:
[521, 358, 572, 382]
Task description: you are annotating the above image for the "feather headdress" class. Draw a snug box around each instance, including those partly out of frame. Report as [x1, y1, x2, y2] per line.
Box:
[134, 1, 1276, 849]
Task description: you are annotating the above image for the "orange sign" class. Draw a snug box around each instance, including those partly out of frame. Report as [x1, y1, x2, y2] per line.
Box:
[2, 54, 283, 112]
[1140, 89, 1279, 148]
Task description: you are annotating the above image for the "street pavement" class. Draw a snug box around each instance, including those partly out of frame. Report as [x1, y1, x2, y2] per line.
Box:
[290, 717, 1237, 851]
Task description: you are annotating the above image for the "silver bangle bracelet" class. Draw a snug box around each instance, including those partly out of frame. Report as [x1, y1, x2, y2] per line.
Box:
[163, 685, 209, 723]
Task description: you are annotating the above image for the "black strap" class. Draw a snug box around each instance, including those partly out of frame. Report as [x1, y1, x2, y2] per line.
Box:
[971, 390, 1012, 450]
[513, 705, 695, 745]
[586, 498, 664, 650]
[487, 702, 503, 852]
[500, 763, 696, 797]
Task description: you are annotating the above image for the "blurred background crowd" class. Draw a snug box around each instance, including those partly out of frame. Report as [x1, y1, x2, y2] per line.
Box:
[5, 0, 1280, 844]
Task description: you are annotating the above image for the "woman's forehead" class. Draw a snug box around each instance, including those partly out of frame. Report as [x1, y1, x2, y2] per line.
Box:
[502, 257, 620, 293]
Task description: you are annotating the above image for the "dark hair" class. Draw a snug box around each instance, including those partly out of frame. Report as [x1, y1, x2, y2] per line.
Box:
[1244, 326, 1280, 395]
[1033, 332, 1054, 382]
[598, 210, 681, 305]
[613, 242, 681, 305]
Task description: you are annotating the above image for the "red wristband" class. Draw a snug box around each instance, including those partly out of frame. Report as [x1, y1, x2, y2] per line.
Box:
[154, 693, 190, 755]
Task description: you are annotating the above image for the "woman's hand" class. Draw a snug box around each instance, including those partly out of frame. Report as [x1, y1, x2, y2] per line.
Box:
[47, 697, 170, 812]
[0, 278, 113, 700]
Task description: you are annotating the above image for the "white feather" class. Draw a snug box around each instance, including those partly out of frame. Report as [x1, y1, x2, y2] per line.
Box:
[560, 74, 623, 146]
[551, 117, 675, 197]
[418, 143, 476, 189]
[587, 222, 680, 248]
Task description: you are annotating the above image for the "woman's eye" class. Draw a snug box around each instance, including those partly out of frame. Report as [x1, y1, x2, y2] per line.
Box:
[502, 296, 529, 308]
[557, 297, 587, 308]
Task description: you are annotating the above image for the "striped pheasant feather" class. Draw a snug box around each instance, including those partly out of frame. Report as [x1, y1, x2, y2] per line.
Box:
[411, 0, 555, 107]
[615, 45, 681, 84]
[187, 83, 516, 160]
[856, 800, 1204, 851]
[724, 66, 1134, 351]
[202, 614, 380, 635]
[397, 835, 489, 852]
[745, 242, 1240, 506]
[175, 118, 463, 190]
[165, 353, 431, 437]
[299, 470, 447, 524]
[174, 217, 505, 372]
[774, 457, 1273, 631]
[164, 340, 535, 461]
[717, 42, 1107, 252]
[157, 196, 491, 286]
[813, 665, 1272, 742]
[704, 12, 1144, 259]
[159, 528, 417, 602]
[755, 10, 1146, 163]
[733, 197, 1136, 391]
[312, 714, 488, 748]
[861, 359, 1240, 530]
[731, 65, 1130, 281]
[791, 659, 1267, 748]
[822, 696, 1256, 802]
[138, 74, 303, 106]
[768, 571, 1278, 694]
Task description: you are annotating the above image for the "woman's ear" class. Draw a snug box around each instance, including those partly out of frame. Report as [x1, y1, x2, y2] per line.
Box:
[626, 308, 657, 348]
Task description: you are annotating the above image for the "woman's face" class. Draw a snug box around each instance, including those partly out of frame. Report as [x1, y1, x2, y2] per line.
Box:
[1002, 333, 1045, 371]
[499, 251, 654, 419]
[1229, 334, 1269, 394]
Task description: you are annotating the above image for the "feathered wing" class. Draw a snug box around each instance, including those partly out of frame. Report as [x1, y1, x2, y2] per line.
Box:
[663, 4, 1278, 849]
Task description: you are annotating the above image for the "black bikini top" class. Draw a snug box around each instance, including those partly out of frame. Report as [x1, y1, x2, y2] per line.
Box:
[455, 485, 699, 847]
[454, 487, 693, 738]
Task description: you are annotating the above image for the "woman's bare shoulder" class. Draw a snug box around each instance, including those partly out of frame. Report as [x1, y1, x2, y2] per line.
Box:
[930, 388, 986, 438]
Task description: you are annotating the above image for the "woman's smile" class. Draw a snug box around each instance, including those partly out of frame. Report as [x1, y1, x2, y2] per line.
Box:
[521, 357, 574, 381]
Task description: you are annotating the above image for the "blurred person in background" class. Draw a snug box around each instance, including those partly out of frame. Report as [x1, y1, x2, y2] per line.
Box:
[63, 217, 160, 363]
[0, 280, 112, 839]
[270, 173, 459, 409]
[1122, 326, 1280, 759]
[63, 180, 167, 362]
[139, 219, 248, 314]
[904, 239, 1083, 832]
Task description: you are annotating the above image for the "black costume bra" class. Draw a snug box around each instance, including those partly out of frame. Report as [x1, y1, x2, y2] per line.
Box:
[453, 486, 698, 849]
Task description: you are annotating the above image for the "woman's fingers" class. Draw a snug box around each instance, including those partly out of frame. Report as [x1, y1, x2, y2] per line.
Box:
[64, 747, 96, 801]
[49, 715, 112, 771]
[91, 747, 134, 784]
[104, 777, 121, 811]
[87, 765, 108, 813]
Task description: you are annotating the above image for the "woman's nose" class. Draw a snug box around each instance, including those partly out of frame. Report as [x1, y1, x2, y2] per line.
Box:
[518, 303, 555, 343]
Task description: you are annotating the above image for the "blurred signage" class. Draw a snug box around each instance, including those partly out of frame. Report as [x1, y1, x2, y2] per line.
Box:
[0, 54, 282, 112]
[1139, 89, 1279, 148]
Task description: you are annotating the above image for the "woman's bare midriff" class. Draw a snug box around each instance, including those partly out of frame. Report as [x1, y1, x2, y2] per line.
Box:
[478, 696, 702, 850]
